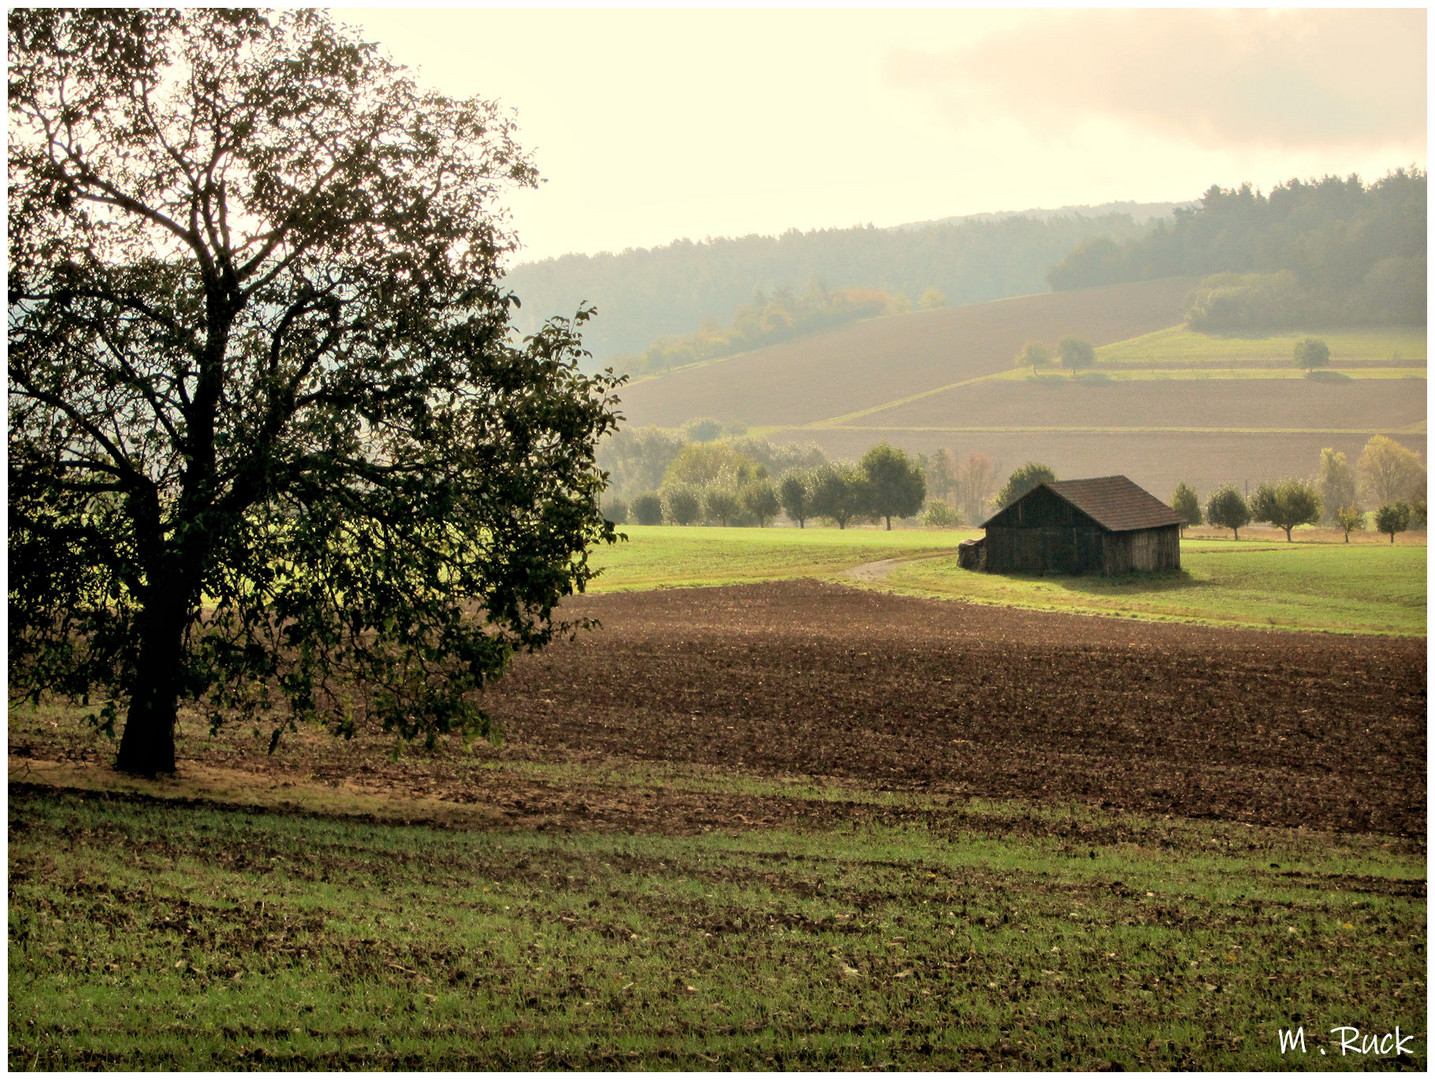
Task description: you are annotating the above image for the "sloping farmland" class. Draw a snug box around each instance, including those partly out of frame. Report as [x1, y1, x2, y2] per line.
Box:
[615, 277, 1199, 429]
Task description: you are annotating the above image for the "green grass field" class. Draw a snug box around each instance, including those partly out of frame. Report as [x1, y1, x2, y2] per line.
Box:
[10, 523, 1426, 1068]
[591, 526, 1426, 635]
[9, 782, 1424, 1070]
[1096, 326, 1427, 368]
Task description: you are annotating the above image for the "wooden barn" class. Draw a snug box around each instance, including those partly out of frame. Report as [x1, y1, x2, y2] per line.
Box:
[960, 475, 1182, 575]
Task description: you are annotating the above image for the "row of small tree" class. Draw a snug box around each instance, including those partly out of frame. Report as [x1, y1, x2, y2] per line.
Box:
[1014, 338, 1097, 374]
[1172, 480, 1422, 544]
[606, 443, 928, 530]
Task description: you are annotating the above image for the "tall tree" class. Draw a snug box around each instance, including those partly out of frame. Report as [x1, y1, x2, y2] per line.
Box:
[8, 9, 623, 776]
[1335, 504, 1366, 543]
[1058, 337, 1096, 372]
[1316, 448, 1357, 526]
[1375, 501, 1412, 544]
[1251, 479, 1321, 541]
[994, 462, 1056, 510]
[1205, 485, 1251, 540]
[778, 472, 812, 529]
[1358, 435, 1426, 505]
[1170, 482, 1202, 534]
[1015, 341, 1051, 375]
[859, 442, 926, 530]
[1293, 337, 1331, 372]
[955, 451, 999, 525]
[809, 463, 865, 529]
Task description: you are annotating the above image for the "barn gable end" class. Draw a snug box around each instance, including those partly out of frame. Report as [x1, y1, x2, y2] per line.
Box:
[973, 475, 1181, 575]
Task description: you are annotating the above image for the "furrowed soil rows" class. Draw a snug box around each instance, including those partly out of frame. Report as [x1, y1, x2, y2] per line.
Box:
[481, 581, 1425, 837]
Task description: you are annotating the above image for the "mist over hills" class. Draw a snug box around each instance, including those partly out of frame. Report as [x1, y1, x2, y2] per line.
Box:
[502, 203, 1178, 362]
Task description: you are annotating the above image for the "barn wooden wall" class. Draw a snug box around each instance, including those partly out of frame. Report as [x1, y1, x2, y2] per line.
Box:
[984, 524, 1179, 575]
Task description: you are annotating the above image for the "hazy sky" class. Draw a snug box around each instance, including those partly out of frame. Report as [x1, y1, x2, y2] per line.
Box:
[331, 5, 1427, 265]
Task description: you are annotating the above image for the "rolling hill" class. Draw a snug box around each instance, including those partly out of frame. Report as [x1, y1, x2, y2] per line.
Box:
[613, 278, 1426, 503]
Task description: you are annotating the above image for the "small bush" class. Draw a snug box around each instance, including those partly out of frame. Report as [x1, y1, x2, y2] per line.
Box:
[922, 499, 962, 528]
[630, 492, 663, 526]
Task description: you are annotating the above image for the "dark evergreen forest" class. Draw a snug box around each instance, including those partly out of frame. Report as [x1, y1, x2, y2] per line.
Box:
[1049, 169, 1426, 331]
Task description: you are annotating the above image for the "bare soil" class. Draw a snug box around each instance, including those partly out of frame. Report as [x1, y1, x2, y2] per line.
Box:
[479, 580, 1425, 837]
[12, 581, 1424, 840]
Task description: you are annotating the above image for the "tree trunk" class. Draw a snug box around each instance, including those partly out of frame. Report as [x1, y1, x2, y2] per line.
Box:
[115, 591, 187, 776]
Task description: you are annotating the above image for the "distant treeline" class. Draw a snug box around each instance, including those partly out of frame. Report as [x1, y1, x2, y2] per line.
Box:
[1049, 170, 1427, 331]
[503, 209, 1171, 363]
[615, 285, 917, 379]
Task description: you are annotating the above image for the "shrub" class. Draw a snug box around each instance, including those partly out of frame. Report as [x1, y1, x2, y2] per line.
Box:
[922, 500, 962, 528]
[630, 492, 664, 526]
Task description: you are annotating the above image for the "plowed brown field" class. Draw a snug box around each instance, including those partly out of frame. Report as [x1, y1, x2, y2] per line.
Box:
[482, 580, 1426, 837]
[617, 278, 1198, 429]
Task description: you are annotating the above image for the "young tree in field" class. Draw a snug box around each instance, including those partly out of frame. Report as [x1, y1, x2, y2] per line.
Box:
[1293, 337, 1331, 372]
[1170, 482, 1202, 534]
[1375, 501, 1412, 543]
[956, 451, 999, 525]
[8, 9, 624, 777]
[1205, 485, 1252, 540]
[809, 463, 865, 529]
[1251, 479, 1321, 541]
[994, 462, 1056, 510]
[741, 479, 781, 527]
[1316, 448, 1357, 526]
[1358, 435, 1426, 506]
[859, 442, 926, 530]
[1335, 504, 1366, 543]
[630, 492, 665, 526]
[661, 485, 702, 526]
[702, 487, 743, 527]
[1058, 337, 1096, 372]
[1015, 341, 1052, 375]
[778, 472, 813, 528]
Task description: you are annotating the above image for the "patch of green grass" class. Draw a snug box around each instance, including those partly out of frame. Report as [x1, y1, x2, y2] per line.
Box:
[983, 366, 1423, 384]
[588, 525, 962, 591]
[587, 528, 1424, 635]
[1096, 326, 1426, 368]
[880, 540, 1426, 635]
[9, 785, 1424, 1070]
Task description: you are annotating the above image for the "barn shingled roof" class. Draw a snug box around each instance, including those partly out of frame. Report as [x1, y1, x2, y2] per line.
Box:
[1039, 476, 1183, 532]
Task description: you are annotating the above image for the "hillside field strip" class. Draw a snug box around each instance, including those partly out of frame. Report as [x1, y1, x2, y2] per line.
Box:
[10, 527, 1426, 1069]
[616, 278, 1198, 430]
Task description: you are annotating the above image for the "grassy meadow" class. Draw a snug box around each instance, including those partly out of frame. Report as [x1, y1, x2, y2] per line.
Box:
[590, 525, 1426, 635]
[10, 522, 1427, 1069]
[10, 781, 1425, 1070]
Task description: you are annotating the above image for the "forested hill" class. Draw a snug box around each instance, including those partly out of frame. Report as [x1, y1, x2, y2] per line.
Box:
[502, 203, 1184, 362]
[1049, 169, 1426, 331]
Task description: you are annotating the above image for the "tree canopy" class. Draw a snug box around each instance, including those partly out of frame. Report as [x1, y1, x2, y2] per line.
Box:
[8, 9, 623, 776]
[1252, 479, 1321, 541]
[994, 463, 1056, 510]
[1293, 338, 1331, 372]
[1170, 482, 1201, 533]
[1205, 486, 1251, 540]
[859, 443, 926, 530]
[1049, 171, 1426, 332]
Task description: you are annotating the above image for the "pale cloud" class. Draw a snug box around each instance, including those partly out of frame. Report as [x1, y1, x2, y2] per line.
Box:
[890, 9, 1426, 153]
